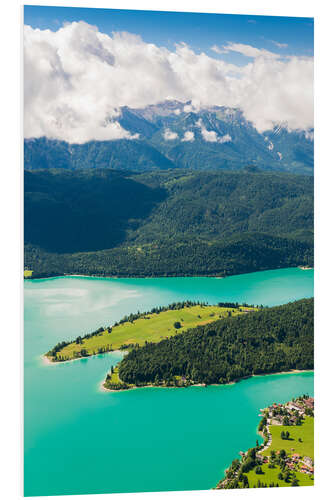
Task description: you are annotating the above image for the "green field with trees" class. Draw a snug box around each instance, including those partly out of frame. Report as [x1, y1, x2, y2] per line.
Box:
[217, 398, 314, 490]
[262, 417, 314, 459]
[238, 416, 314, 488]
[46, 301, 252, 362]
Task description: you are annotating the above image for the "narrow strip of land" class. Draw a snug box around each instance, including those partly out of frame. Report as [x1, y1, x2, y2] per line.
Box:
[45, 301, 255, 363]
[44, 298, 313, 394]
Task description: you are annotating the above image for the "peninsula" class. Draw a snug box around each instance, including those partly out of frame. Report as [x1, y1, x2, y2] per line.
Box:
[45, 301, 254, 362]
[45, 298, 313, 393]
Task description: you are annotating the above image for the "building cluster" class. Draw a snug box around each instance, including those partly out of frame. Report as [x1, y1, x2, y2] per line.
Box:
[264, 396, 314, 426]
[285, 454, 314, 475]
[262, 396, 314, 478]
[286, 397, 314, 413]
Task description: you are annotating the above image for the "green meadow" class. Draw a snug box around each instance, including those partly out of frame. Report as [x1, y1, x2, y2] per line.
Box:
[108, 365, 121, 384]
[49, 304, 254, 362]
[246, 462, 314, 487]
[262, 417, 314, 459]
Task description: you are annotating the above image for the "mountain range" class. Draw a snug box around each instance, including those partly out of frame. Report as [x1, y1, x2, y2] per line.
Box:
[24, 101, 314, 175]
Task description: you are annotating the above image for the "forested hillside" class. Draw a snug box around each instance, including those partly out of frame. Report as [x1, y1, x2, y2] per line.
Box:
[117, 299, 314, 387]
[24, 137, 175, 173]
[24, 168, 313, 278]
[24, 234, 313, 278]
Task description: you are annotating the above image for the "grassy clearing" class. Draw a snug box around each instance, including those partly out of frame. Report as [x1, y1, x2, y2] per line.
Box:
[24, 269, 33, 277]
[49, 304, 255, 361]
[263, 417, 314, 459]
[109, 365, 131, 385]
[246, 462, 314, 487]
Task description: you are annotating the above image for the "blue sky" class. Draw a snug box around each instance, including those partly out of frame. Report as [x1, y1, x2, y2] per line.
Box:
[24, 5, 313, 65]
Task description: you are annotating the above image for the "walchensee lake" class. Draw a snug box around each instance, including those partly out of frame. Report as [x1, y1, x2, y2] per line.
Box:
[24, 267, 314, 496]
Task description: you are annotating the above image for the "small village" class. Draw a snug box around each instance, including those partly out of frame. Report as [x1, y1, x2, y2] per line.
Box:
[264, 395, 314, 426]
[259, 395, 314, 476]
[217, 395, 314, 489]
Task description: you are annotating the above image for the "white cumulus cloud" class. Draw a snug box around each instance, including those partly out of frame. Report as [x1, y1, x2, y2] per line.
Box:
[272, 41, 288, 49]
[24, 21, 314, 143]
[163, 128, 178, 141]
[195, 119, 232, 143]
[181, 130, 195, 142]
[183, 100, 202, 113]
[221, 42, 280, 60]
[219, 133, 232, 143]
[210, 45, 228, 55]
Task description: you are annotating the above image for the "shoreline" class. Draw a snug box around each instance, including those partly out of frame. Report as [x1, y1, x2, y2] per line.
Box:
[24, 265, 314, 282]
[99, 381, 207, 393]
[100, 368, 314, 394]
[41, 350, 126, 366]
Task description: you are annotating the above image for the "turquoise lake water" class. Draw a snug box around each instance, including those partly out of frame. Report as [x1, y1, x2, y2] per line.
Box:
[24, 268, 314, 496]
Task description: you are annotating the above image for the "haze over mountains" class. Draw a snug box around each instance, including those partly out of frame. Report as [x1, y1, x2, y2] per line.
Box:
[24, 101, 314, 175]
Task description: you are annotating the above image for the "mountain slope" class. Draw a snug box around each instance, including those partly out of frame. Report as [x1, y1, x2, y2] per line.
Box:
[24, 137, 175, 172]
[24, 101, 314, 175]
[129, 170, 313, 244]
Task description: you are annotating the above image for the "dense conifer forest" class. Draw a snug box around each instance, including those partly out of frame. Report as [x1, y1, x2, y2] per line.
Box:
[117, 299, 313, 387]
[24, 169, 313, 278]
